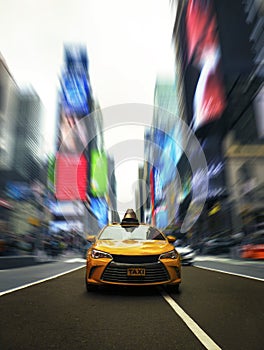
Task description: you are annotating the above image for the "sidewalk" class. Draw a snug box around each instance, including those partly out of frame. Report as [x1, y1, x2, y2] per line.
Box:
[195, 254, 264, 267]
[0, 249, 83, 270]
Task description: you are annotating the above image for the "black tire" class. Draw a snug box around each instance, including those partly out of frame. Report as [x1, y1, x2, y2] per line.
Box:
[167, 283, 180, 294]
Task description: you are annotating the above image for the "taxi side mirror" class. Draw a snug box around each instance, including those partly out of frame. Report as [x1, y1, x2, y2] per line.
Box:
[87, 235, 96, 243]
[167, 235, 176, 243]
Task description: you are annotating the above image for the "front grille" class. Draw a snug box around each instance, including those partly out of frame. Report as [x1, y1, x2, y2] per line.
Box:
[111, 254, 159, 264]
[101, 261, 170, 283]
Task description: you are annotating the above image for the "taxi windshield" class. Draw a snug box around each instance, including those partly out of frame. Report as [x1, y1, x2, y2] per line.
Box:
[99, 225, 165, 241]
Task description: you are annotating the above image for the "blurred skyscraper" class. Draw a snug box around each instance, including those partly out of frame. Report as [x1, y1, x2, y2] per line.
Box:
[52, 45, 113, 237]
[0, 54, 46, 237]
[13, 88, 44, 181]
[143, 77, 182, 229]
[0, 54, 18, 175]
[171, 0, 264, 237]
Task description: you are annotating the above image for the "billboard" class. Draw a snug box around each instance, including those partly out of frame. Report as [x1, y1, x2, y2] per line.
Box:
[57, 46, 91, 153]
[49, 200, 84, 217]
[49, 220, 83, 234]
[55, 153, 87, 201]
[90, 150, 108, 197]
[90, 197, 108, 228]
[61, 45, 91, 117]
[153, 167, 163, 204]
[155, 207, 168, 229]
[192, 135, 227, 199]
[47, 155, 56, 192]
[159, 128, 182, 187]
[185, 0, 226, 130]
[6, 181, 33, 201]
[60, 70, 91, 118]
[64, 45, 88, 72]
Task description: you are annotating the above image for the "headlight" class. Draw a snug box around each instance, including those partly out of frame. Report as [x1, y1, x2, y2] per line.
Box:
[91, 249, 113, 259]
[159, 250, 179, 260]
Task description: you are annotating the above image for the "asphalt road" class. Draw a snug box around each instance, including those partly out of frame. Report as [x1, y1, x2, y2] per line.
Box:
[1, 264, 264, 350]
[0, 258, 85, 293]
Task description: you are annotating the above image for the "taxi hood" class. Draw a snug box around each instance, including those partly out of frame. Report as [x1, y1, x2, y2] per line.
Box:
[94, 239, 174, 255]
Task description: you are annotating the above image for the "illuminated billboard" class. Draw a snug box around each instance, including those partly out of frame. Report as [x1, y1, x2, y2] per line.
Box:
[60, 71, 90, 117]
[90, 197, 108, 228]
[185, 0, 226, 130]
[61, 45, 91, 118]
[57, 46, 91, 153]
[192, 135, 227, 199]
[6, 182, 33, 201]
[153, 167, 163, 204]
[90, 150, 108, 197]
[47, 155, 55, 192]
[159, 128, 182, 187]
[55, 153, 87, 201]
[155, 207, 168, 229]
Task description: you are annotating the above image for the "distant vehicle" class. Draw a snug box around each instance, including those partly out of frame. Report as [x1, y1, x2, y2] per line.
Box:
[201, 236, 236, 255]
[85, 209, 181, 292]
[240, 231, 264, 260]
[173, 240, 196, 265]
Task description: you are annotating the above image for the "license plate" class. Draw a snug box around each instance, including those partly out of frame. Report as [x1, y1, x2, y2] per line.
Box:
[127, 267, 146, 276]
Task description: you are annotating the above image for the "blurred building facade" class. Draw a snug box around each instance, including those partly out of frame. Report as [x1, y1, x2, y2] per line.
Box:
[168, 0, 264, 239]
[0, 55, 18, 234]
[13, 88, 44, 181]
[143, 77, 183, 229]
[0, 55, 18, 174]
[223, 0, 264, 233]
[0, 54, 48, 239]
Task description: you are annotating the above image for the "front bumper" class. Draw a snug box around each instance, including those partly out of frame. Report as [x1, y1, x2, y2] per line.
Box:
[86, 258, 181, 287]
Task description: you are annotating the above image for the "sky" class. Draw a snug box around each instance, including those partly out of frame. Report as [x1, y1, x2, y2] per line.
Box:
[0, 0, 177, 211]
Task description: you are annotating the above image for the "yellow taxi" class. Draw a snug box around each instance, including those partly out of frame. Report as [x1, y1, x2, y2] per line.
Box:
[85, 209, 181, 292]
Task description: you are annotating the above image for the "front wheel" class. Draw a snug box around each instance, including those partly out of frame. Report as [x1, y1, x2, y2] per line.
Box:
[166, 283, 180, 294]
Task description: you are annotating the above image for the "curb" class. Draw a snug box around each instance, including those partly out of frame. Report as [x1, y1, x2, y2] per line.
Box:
[0, 251, 84, 270]
[0, 256, 54, 270]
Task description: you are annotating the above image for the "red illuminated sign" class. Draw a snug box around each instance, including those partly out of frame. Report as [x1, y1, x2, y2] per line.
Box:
[55, 153, 87, 201]
[185, 0, 226, 130]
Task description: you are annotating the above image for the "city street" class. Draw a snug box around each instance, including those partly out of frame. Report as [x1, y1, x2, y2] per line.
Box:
[0, 2, 263, 350]
[1, 259, 263, 350]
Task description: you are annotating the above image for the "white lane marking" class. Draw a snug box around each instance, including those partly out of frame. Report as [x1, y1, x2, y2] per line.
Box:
[195, 256, 264, 265]
[64, 258, 86, 263]
[161, 290, 222, 350]
[0, 265, 85, 297]
[194, 265, 264, 282]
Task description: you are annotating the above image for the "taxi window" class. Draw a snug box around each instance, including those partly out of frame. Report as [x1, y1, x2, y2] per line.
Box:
[99, 225, 165, 241]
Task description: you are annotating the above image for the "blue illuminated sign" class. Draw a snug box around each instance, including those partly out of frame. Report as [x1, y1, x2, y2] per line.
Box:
[90, 197, 108, 228]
